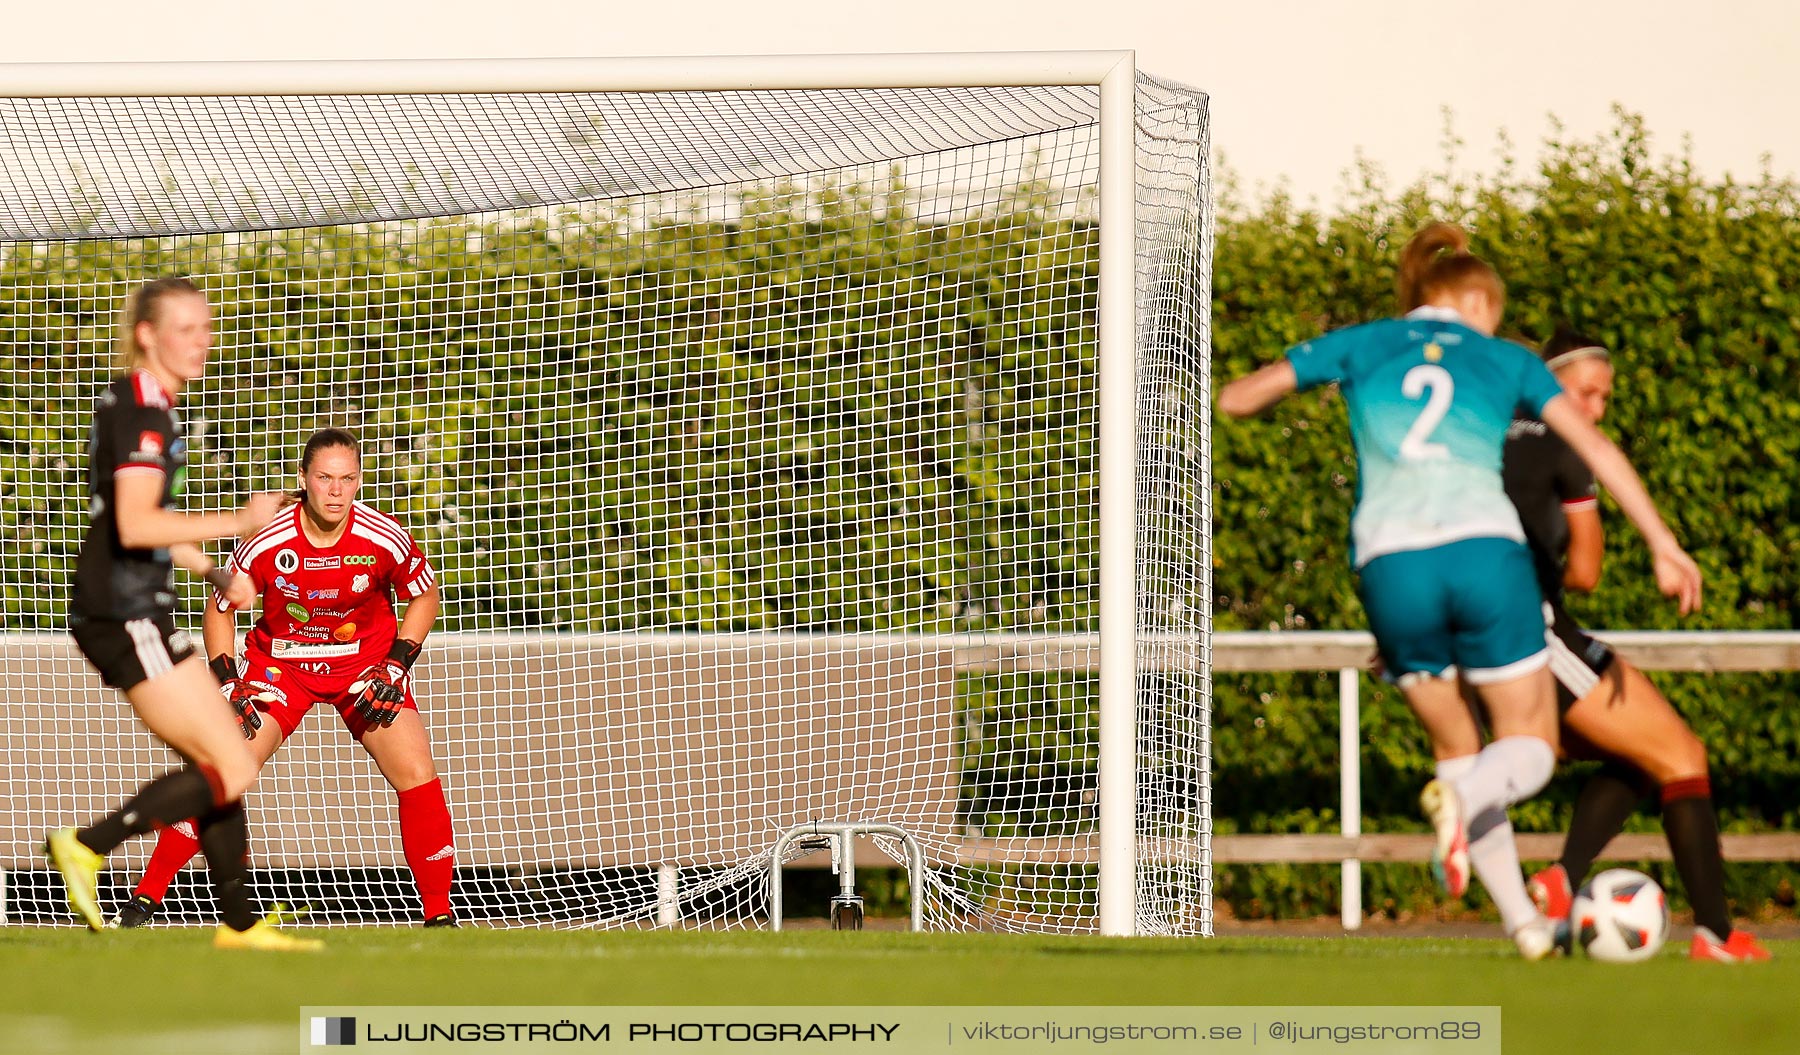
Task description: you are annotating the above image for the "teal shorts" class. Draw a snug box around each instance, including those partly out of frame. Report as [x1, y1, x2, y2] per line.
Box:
[1356, 537, 1548, 684]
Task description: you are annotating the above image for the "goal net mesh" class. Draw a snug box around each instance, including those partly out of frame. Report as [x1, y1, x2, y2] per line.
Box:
[0, 73, 1211, 933]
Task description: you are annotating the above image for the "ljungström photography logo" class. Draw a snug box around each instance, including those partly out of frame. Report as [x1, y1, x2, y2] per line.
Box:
[311, 1016, 356, 1046]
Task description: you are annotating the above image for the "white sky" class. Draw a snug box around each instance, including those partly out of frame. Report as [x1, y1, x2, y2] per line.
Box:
[2, 0, 1795, 206]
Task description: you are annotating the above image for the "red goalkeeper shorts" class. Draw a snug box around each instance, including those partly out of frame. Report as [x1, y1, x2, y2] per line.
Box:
[239, 645, 418, 741]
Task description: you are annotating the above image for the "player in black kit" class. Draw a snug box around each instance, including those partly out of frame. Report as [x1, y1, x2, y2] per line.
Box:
[45, 277, 319, 951]
[1502, 327, 1767, 962]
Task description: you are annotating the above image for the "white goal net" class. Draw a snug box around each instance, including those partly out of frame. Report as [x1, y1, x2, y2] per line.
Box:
[0, 56, 1212, 934]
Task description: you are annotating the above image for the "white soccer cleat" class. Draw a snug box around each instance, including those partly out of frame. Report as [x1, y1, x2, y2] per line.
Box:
[1510, 914, 1563, 961]
[1419, 779, 1470, 899]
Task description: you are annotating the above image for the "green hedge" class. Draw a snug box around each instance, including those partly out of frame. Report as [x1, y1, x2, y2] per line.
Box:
[0, 182, 1102, 635]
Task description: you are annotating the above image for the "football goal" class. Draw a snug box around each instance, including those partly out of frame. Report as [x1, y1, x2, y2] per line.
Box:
[0, 52, 1212, 936]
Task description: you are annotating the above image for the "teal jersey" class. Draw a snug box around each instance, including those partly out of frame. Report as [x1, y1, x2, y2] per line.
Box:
[1285, 306, 1565, 567]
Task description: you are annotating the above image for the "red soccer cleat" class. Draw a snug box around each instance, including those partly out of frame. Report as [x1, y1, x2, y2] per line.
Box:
[1527, 864, 1574, 922]
[1690, 927, 1772, 963]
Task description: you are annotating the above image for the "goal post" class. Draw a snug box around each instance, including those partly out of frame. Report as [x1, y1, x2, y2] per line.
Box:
[1096, 53, 1139, 938]
[0, 52, 1212, 935]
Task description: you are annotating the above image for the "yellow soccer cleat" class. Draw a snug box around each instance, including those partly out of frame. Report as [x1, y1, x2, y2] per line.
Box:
[43, 828, 107, 932]
[214, 905, 324, 952]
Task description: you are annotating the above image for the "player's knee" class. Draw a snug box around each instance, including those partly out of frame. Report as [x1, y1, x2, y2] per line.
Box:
[1635, 729, 1707, 785]
[215, 749, 261, 803]
[221, 766, 258, 802]
[1664, 730, 1709, 782]
[388, 761, 439, 792]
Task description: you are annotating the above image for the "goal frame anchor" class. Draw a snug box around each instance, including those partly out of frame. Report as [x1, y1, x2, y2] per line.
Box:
[767, 822, 926, 932]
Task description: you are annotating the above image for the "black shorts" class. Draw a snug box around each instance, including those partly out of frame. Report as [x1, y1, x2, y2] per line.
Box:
[1542, 597, 1616, 711]
[69, 614, 198, 691]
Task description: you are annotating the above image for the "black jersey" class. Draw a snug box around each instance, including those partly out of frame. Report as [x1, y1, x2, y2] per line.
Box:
[1500, 417, 1597, 601]
[69, 371, 190, 621]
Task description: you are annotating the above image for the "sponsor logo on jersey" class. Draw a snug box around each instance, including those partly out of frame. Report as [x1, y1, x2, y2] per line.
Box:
[134, 431, 164, 458]
[248, 679, 286, 700]
[286, 602, 310, 622]
[275, 549, 299, 574]
[271, 639, 360, 658]
[275, 575, 301, 599]
[409, 556, 423, 572]
[299, 661, 332, 674]
[264, 667, 281, 682]
[344, 555, 378, 566]
[168, 438, 188, 496]
[352, 574, 371, 594]
[307, 588, 339, 600]
[304, 557, 341, 570]
[295, 625, 330, 640]
[333, 622, 358, 642]
[314, 608, 351, 619]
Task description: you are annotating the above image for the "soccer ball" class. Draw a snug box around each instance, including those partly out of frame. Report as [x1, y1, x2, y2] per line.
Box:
[1571, 868, 1670, 963]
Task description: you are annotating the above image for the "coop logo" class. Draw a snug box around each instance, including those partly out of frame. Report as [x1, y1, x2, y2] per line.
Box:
[310, 1016, 356, 1046]
[275, 549, 299, 574]
[345, 555, 378, 566]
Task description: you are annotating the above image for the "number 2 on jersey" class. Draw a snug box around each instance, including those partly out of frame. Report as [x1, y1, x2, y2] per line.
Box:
[1399, 364, 1453, 461]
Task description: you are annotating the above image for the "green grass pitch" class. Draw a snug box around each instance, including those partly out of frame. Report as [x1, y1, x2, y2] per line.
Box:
[0, 928, 1792, 1054]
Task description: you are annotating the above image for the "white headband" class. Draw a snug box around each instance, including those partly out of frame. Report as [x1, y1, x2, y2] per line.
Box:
[1545, 345, 1610, 371]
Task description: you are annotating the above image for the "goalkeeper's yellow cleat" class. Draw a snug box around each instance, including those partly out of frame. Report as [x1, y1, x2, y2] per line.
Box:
[214, 905, 323, 952]
[43, 827, 107, 932]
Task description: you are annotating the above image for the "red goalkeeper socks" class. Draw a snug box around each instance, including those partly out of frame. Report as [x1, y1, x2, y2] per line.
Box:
[397, 778, 455, 920]
[134, 818, 202, 902]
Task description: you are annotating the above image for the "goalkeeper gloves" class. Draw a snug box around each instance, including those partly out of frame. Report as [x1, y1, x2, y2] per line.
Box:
[349, 639, 422, 727]
[210, 655, 272, 740]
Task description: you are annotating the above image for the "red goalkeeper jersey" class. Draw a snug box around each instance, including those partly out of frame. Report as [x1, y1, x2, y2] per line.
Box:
[216, 501, 436, 677]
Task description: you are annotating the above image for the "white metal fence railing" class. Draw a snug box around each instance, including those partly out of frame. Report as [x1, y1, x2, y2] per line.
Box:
[5, 630, 1793, 930]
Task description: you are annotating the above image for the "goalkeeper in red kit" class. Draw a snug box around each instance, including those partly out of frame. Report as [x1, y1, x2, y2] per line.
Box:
[111, 427, 458, 928]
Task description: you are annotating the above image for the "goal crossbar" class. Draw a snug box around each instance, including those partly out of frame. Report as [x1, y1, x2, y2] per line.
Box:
[0, 52, 1135, 96]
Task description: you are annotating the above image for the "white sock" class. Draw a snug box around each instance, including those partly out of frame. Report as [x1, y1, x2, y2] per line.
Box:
[1437, 756, 1538, 933]
[1450, 736, 1555, 817]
